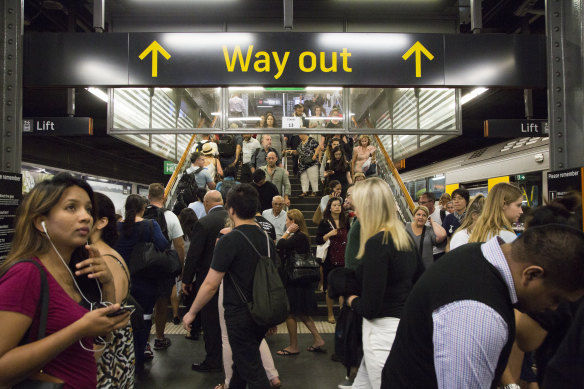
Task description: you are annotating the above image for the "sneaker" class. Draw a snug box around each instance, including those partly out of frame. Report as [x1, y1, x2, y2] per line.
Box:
[144, 343, 154, 360]
[153, 337, 172, 350]
[172, 316, 180, 325]
[338, 376, 353, 389]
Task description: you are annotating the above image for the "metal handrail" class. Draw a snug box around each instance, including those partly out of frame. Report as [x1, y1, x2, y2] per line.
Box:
[163, 116, 217, 204]
[373, 135, 416, 214]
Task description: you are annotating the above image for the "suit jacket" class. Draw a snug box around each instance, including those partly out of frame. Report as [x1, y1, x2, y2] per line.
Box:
[183, 206, 229, 284]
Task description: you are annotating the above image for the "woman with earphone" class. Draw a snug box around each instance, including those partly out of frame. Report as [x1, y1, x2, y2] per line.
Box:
[0, 173, 130, 389]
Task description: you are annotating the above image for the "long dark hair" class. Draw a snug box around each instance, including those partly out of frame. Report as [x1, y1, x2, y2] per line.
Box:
[122, 194, 146, 237]
[2, 173, 96, 272]
[94, 192, 119, 247]
[329, 146, 348, 172]
[327, 180, 341, 195]
[323, 196, 347, 228]
[178, 208, 198, 241]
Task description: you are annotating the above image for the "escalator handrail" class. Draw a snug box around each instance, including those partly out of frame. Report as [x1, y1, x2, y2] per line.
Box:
[163, 117, 215, 202]
[372, 135, 415, 214]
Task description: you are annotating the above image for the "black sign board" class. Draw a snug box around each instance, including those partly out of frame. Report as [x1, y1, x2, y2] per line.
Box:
[22, 117, 93, 136]
[0, 172, 22, 262]
[547, 167, 584, 230]
[24, 32, 546, 88]
[484, 119, 548, 138]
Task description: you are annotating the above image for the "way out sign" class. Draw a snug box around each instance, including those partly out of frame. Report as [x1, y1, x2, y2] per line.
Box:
[164, 161, 178, 175]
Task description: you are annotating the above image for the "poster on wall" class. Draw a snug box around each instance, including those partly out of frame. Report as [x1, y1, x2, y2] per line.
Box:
[0, 172, 23, 263]
[547, 167, 584, 230]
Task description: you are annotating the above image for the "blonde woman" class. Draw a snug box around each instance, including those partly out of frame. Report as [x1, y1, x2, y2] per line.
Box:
[449, 194, 486, 251]
[346, 178, 424, 389]
[468, 183, 523, 244]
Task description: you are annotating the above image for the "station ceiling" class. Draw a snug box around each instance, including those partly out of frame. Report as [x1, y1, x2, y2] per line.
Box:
[21, 0, 547, 182]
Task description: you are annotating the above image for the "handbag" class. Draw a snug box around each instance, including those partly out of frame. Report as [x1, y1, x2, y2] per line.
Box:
[286, 251, 320, 284]
[128, 221, 182, 278]
[315, 221, 334, 261]
[8, 260, 64, 389]
[365, 161, 377, 176]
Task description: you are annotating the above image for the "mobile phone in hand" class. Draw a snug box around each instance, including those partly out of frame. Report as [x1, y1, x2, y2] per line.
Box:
[107, 305, 134, 317]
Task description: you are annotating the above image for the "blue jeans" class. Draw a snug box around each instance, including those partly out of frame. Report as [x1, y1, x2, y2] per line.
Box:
[224, 305, 270, 389]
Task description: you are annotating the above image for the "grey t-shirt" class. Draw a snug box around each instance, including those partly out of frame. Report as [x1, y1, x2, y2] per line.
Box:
[405, 223, 436, 270]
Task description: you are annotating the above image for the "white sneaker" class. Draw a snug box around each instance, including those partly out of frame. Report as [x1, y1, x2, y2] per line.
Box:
[338, 377, 353, 389]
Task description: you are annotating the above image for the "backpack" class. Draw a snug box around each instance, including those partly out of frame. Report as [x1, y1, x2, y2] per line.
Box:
[334, 304, 363, 368]
[229, 229, 289, 328]
[172, 168, 202, 215]
[218, 135, 236, 158]
[143, 205, 170, 243]
[193, 140, 208, 153]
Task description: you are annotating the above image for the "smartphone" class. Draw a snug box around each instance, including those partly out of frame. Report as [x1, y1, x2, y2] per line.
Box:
[107, 305, 135, 317]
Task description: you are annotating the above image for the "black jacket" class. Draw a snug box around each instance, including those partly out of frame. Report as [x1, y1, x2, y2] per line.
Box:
[183, 206, 229, 283]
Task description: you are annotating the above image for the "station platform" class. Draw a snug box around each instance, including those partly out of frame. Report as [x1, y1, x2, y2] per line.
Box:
[139, 321, 345, 388]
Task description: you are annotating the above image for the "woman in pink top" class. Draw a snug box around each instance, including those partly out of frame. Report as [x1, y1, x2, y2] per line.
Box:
[0, 173, 130, 389]
[351, 135, 376, 176]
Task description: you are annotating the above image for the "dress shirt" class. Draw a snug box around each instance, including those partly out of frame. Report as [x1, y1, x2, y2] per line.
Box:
[432, 236, 518, 389]
[260, 165, 291, 196]
[242, 138, 261, 164]
[261, 209, 287, 241]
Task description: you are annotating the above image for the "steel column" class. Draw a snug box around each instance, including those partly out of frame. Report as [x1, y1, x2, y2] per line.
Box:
[1, 0, 22, 173]
[547, 0, 584, 170]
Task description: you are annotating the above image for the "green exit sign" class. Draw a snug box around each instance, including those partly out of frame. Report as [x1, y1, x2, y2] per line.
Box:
[515, 174, 526, 181]
[164, 161, 178, 175]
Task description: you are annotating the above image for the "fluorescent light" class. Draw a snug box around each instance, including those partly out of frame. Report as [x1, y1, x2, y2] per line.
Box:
[257, 105, 274, 108]
[211, 112, 221, 116]
[307, 116, 345, 120]
[228, 117, 262, 121]
[228, 87, 264, 91]
[305, 87, 343, 91]
[86, 87, 109, 103]
[461, 87, 488, 105]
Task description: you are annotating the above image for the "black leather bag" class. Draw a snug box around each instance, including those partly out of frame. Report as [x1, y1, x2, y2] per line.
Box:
[128, 221, 182, 278]
[286, 251, 320, 284]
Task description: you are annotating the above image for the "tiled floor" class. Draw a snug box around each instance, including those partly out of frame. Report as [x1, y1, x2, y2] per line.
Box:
[139, 324, 347, 389]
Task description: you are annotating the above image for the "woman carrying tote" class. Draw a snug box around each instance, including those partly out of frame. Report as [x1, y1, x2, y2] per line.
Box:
[346, 178, 424, 389]
[316, 197, 350, 324]
[276, 209, 326, 355]
[0, 173, 129, 389]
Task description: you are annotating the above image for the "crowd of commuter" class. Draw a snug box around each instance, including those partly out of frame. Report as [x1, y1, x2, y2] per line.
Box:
[1, 101, 584, 389]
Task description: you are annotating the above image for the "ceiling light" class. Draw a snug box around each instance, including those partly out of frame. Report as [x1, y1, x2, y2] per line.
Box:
[86, 87, 109, 103]
[305, 87, 343, 91]
[461, 87, 488, 105]
[228, 87, 264, 91]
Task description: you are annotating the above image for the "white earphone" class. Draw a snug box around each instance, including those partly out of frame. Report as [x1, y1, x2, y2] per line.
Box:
[41, 220, 48, 234]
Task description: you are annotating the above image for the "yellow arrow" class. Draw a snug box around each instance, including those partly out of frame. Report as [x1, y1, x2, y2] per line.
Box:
[402, 41, 434, 78]
[139, 41, 171, 78]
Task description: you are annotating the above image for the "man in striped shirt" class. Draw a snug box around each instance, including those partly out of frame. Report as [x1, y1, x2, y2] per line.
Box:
[382, 224, 584, 389]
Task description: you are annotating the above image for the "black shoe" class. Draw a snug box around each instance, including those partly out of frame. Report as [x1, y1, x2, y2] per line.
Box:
[191, 362, 222, 373]
[185, 333, 199, 341]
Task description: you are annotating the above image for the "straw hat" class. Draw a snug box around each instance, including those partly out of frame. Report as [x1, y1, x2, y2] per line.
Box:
[202, 143, 214, 156]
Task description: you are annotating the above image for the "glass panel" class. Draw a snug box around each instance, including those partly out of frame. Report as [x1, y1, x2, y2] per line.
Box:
[428, 176, 446, 197]
[350, 87, 457, 132]
[392, 135, 418, 160]
[414, 178, 427, 200]
[151, 134, 177, 160]
[112, 87, 220, 130]
[226, 87, 344, 130]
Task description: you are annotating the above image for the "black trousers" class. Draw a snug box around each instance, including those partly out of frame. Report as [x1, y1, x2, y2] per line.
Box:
[196, 271, 222, 367]
[225, 305, 270, 389]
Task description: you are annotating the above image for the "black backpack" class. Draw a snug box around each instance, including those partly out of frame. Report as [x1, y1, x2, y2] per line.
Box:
[172, 168, 202, 215]
[229, 229, 289, 328]
[218, 135, 236, 158]
[334, 304, 363, 368]
[143, 205, 170, 243]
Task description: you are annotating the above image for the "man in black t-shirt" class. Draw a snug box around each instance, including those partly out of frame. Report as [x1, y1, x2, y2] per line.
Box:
[183, 184, 277, 389]
[251, 169, 280, 213]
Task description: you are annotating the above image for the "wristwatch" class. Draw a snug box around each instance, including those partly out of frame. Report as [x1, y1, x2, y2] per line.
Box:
[503, 384, 521, 389]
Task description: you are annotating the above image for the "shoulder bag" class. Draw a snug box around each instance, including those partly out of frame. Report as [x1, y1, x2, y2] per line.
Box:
[6, 260, 65, 389]
[312, 204, 323, 224]
[418, 225, 426, 259]
[286, 249, 320, 284]
[128, 221, 182, 278]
